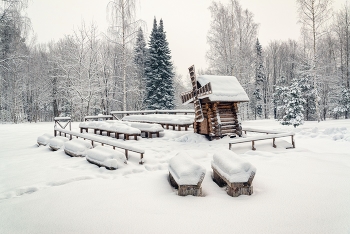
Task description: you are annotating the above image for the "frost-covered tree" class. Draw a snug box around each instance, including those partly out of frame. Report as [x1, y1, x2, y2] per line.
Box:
[253, 38, 266, 119]
[107, 0, 141, 111]
[206, 0, 258, 120]
[144, 18, 175, 110]
[280, 79, 306, 128]
[0, 0, 30, 123]
[297, 0, 333, 122]
[132, 27, 147, 110]
[296, 62, 316, 120]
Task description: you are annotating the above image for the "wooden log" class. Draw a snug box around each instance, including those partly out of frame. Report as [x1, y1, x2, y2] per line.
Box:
[220, 117, 236, 122]
[220, 125, 236, 130]
[221, 129, 236, 135]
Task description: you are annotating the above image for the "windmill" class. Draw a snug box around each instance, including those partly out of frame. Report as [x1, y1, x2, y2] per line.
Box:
[181, 65, 250, 140]
[181, 65, 212, 122]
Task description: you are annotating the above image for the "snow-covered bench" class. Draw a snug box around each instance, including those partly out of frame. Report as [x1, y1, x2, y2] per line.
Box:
[122, 114, 194, 131]
[211, 149, 256, 197]
[54, 128, 145, 164]
[64, 139, 93, 157]
[48, 136, 69, 151]
[84, 115, 113, 121]
[79, 121, 141, 140]
[229, 129, 295, 151]
[106, 120, 164, 138]
[86, 146, 126, 170]
[168, 152, 206, 196]
[37, 133, 54, 146]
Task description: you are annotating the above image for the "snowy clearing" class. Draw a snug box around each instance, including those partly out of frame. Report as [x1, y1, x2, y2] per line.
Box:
[1, 119, 350, 233]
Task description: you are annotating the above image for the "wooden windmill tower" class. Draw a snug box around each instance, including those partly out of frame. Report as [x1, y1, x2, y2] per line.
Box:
[181, 65, 249, 140]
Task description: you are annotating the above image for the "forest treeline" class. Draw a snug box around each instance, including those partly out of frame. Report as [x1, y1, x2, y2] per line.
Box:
[0, 0, 349, 124]
[206, 0, 350, 125]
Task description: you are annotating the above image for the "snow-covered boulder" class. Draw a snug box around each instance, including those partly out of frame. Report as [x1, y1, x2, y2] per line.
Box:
[211, 149, 256, 197]
[168, 151, 206, 196]
[64, 139, 92, 157]
[48, 136, 69, 151]
[86, 146, 126, 170]
[37, 133, 54, 146]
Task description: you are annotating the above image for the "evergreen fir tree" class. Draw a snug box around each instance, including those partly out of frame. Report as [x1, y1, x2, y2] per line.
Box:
[297, 62, 316, 120]
[337, 88, 350, 117]
[281, 79, 305, 128]
[157, 19, 175, 109]
[144, 18, 175, 110]
[133, 27, 147, 109]
[254, 38, 265, 119]
[144, 18, 160, 110]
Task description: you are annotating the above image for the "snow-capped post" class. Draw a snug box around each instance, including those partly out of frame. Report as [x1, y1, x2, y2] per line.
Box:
[211, 149, 256, 197]
[53, 117, 71, 137]
[168, 152, 206, 196]
[181, 65, 249, 140]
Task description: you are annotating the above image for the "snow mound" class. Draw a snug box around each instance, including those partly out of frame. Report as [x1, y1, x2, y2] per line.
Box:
[174, 133, 208, 143]
[86, 146, 126, 170]
[169, 152, 206, 185]
[48, 136, 69, 150]
[323, 127, 350, 141]
[212, 149, 256, 183]
[64, 139, 93, 157]
[37, 133, 54, 146]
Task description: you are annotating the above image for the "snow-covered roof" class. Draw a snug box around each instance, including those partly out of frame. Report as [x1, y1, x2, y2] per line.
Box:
[197, 75, 249, 102]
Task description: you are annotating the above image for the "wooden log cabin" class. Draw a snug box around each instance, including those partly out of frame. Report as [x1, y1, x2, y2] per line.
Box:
[181, 65, 249, 140]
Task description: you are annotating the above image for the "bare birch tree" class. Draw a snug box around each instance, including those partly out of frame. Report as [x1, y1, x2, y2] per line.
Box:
[107, 0, 141, 111]
[297, 0, 333, 122]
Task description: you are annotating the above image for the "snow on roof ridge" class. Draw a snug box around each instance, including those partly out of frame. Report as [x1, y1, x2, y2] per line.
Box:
[197, 75, 249, 102]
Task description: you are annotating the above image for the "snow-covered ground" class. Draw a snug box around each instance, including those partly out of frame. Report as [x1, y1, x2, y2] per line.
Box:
[1, 119, 350, 233]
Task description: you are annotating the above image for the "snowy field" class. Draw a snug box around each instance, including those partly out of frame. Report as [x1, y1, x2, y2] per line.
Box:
[1, 119, 350, 233]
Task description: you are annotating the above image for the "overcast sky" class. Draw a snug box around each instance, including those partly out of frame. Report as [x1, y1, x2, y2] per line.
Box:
[27, 0, 346, 79]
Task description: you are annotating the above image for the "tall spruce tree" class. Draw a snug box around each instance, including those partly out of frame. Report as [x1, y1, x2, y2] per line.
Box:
[144, 18, 175, 110]
[133, 27, 147, 110]
[253, 38, 265, 119]
[281, 79, 306, 128]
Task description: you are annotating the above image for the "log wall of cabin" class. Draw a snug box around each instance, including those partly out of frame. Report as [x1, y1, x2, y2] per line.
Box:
[195, 100, 243, 138]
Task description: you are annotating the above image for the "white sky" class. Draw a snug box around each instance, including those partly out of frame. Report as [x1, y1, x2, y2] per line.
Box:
[27, 0, 346, 79]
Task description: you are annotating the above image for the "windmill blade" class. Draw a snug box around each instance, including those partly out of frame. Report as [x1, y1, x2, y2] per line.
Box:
[188, 65, 197, 90]
[197, 82, 212, 98]
[193, 98, 204, 122]
[181, 90, 195, 104]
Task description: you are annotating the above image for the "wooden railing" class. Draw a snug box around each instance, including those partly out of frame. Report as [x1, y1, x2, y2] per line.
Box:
[110, 109, 194, 119]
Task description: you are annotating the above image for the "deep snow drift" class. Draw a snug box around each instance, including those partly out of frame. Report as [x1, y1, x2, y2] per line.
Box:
[0, 119, 350, 233]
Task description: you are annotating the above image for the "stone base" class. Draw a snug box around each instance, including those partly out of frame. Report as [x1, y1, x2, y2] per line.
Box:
[227, 185, 253, 197]
[212, 168, 255, 197]
[178, 185, 202, 196]
[169, 172, 202, 196]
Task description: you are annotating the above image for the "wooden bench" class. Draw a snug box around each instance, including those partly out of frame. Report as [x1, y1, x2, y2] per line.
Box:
[128, 124, 163, 138]
[168, 154, 206, 196]
[160, 123, 192, 131]
[84, 115, 114, 121]
[212, 150, 256, 197]
[79, 124, 141, 140]
[54, 128, 145, 164]
[122, 114, 194, 131]
[229, 131, 295, 151]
